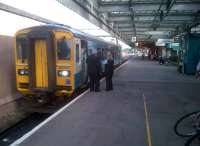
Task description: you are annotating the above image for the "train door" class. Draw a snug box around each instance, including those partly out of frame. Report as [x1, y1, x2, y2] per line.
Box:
[80, 40, 88, 84]
[34, 39, 48, 88]
[75, 38, 81, 72]
[74, 38, 81, 87]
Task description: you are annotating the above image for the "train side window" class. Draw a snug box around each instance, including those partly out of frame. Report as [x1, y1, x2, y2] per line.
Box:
[76, 44, 80, 63]
[16, 38, 28, 61]
[57, 38, 71, 60]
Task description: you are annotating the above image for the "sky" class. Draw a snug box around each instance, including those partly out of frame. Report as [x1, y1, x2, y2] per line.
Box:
[0, 0, 131, 48]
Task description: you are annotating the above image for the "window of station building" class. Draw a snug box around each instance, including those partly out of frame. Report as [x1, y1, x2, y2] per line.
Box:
[76, 44, 80, 63]
[57, 38, 71, 60]
[16, 37, 28, 62]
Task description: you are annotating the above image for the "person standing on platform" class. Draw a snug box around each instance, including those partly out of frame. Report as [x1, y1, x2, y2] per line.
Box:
[196, 60, 200, 79]
[87, 49, 102, 92]
[105, 52, 114, 91]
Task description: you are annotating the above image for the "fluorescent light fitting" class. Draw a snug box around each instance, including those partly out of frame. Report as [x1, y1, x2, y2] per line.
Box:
[157, 39, 173, 43]
[145, 31, 170, 35]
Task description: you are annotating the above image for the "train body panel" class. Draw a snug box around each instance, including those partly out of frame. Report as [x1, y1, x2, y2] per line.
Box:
[14, 24, 122, 97]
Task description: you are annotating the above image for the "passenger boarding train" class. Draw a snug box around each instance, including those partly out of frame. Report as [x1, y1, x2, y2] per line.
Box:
[15, 24, 122, 98]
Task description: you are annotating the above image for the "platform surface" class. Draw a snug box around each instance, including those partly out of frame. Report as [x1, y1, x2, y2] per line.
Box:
[14, 56, 200, 146]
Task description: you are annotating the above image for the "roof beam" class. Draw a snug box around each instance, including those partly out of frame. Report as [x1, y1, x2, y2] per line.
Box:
[70, 0, 118, 35]
[151, 0, 165, 29]
[129, 0, 136, 37]
[152, 0, 176, 30]
[115, 24, 178, 29]
[109, 16, 132, 21]
[118, 28, 135, 32]
[156, 27, 176, 31]
[108, 10, 197, 17]
[99, 0, 200, 5]
[114, 23, 134, 28]
[119, 28, 173, 33]
[173, 11, 200, 36]
[113, 20, 194, 25]
[99, 3, 200, 12]
[109, 15, 193, 22]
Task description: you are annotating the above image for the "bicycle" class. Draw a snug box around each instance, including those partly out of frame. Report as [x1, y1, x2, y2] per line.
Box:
[185, 133, 200, 146]
[174, 111, 200, 146]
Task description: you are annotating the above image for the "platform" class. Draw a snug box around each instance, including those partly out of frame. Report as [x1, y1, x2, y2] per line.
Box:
[11, 56, 200, 146]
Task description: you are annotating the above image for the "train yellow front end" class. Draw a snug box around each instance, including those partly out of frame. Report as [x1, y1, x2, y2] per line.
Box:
[15, 26, 75, 97]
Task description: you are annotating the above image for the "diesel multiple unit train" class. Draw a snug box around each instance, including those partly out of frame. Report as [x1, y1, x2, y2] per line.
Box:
[15, 24, 122, 98]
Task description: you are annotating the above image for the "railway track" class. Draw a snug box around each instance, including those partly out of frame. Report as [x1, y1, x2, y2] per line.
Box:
[0, 87, 88, 146]
[0, 113, 50, 146]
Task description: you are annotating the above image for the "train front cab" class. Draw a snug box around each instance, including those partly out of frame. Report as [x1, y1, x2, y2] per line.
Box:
[15, 29, 79, 97]
[54, 31, 88, 96]
[54, 31, 76, 96]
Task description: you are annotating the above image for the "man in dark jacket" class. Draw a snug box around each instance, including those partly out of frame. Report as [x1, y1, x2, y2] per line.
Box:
[105, 53, 114, 91]
[87, 49, 102, 92]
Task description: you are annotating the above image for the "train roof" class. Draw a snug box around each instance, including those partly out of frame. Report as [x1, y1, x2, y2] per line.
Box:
[16, 24, 120, 47]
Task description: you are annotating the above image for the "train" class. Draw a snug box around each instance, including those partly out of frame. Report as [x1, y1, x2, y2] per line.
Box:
[15, 24, 122, 100]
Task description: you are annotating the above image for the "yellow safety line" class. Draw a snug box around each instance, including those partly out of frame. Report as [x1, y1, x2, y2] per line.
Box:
[143, 93, 153, 146]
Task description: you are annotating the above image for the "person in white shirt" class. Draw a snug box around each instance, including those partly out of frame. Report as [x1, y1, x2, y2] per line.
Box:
[196, 60, 200, 79]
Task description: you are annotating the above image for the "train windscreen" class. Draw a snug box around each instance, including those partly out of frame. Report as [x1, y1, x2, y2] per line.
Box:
[57, 38, 71, 60]
[16, 37, 28, 62]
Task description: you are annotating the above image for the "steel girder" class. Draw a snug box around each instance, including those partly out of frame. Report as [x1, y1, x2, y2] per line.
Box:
[109, 10, 197, 17]
[109, 15, 194, 22]
[99, 3, 200, 12]
[114, 20, 196, 25]
[99, 0, 200, 5]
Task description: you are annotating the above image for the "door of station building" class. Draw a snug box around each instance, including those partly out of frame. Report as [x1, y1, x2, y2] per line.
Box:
[34, 39, 48, 88]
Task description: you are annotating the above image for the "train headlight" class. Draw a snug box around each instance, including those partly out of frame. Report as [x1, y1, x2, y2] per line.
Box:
[18, 69, 29, 75]
[58, 70, 70, 77]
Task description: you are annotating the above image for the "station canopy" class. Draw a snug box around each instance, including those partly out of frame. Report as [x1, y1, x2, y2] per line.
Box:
[98, 0, 200, 42]
[1, 0, 199, 47]
[0, 0, 130, 49]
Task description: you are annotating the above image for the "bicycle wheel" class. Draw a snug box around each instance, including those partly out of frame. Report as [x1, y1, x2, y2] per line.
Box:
[174, 111, 200, 137]
[185, 133, 200, 146]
